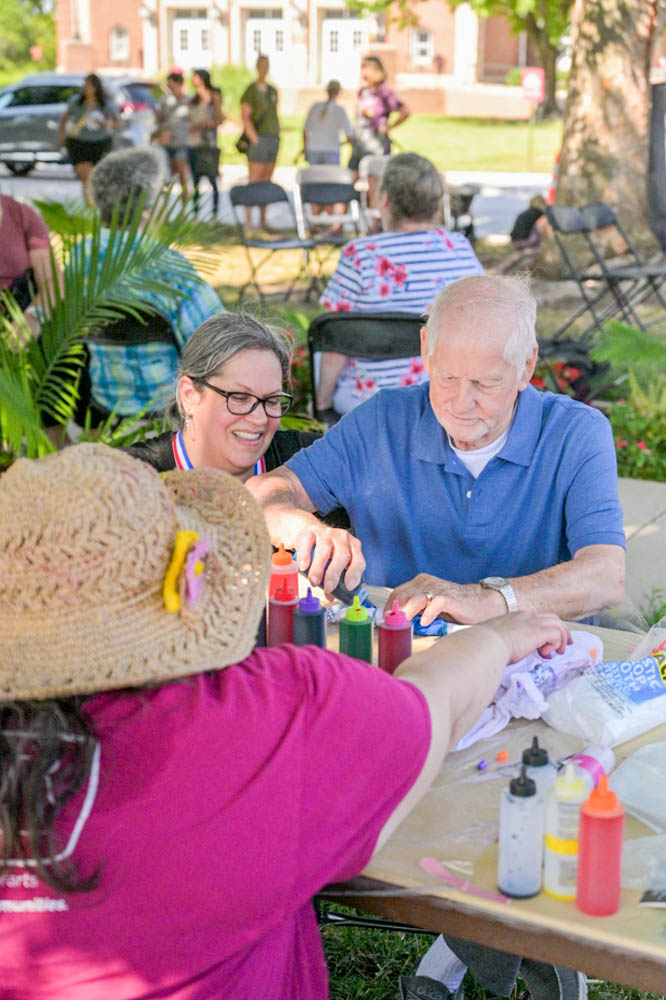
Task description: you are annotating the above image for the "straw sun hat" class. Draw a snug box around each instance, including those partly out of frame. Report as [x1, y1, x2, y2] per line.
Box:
[0, 444, 271, 701]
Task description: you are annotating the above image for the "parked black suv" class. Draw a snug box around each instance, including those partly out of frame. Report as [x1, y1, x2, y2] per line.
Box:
[0, 73, 164, 176]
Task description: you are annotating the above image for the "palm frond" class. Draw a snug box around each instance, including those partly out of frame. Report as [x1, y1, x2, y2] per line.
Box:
[0, 191, 216, 461]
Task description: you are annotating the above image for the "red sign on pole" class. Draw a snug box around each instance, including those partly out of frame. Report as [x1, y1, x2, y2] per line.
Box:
[521, 67, 545, 104]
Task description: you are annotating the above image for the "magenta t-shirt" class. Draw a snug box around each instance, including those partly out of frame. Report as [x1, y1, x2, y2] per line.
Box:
[0, 645, 430, 999]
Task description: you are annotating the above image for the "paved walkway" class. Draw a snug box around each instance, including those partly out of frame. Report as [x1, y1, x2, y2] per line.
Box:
[618, 477, 666, 619]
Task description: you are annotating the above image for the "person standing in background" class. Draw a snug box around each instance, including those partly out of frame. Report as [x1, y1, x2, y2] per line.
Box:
[348, 55, 409, 176]
[154, 68, 191, 204]
[240, 54, 280, 230]
[188, 68, 224, 217]
[58, 74, 120, 202]
[303, 80, 353, 166]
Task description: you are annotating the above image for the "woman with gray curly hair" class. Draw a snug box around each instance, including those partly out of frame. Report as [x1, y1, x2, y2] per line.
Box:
[81, 147, 224, 420]
[127, 312, 319, 480]
[317, 152, 483, 421]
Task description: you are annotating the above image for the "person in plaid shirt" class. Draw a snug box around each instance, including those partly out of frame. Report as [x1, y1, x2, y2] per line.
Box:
[83, 147, 224, 417]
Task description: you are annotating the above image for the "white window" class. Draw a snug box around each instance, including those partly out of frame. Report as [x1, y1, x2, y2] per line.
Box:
[109, 25, 130, 62]
[201, 27, 209, 49]
[330, 29, 338, 53]
[180, 27, 189, 50]
[352, 29, 363, 48]
[275, 29, 284, 51]
[253, 28, 261, 51]
[411, 27, 433, 66]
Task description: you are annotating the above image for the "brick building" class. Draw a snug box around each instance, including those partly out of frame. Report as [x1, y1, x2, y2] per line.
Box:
[54, 0, 539, 116]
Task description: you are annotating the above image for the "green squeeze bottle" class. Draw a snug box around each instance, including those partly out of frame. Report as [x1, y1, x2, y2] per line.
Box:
[339, 596, 373, 663]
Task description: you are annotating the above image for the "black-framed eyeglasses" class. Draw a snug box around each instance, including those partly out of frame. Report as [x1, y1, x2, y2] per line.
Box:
[199, 380, 292, 417]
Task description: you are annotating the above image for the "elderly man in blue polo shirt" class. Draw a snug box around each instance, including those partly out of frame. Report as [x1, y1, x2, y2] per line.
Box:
[248, 273, 625, 629]
[249, 273, 624, 1000]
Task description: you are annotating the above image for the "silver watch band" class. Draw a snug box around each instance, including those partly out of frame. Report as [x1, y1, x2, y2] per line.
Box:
[497, 582, 519, 614]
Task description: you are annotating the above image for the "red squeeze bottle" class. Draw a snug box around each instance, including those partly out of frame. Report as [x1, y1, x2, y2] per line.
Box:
[267, 584, 298, 646]
[378, 600, 412, 674]
[576, 775, 625, 916]
[268, 543, 298, 599]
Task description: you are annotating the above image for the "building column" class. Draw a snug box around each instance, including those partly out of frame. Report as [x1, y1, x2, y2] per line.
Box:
[139, 2, 159, 75]
[453, 4, 479, 85]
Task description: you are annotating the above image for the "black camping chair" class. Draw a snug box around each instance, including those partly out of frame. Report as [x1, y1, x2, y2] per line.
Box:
[580, 201, 666, 325]
[77, 308, 180, 428]
[294, 177, 363, 298]
[544, 203, 653, 341]
[307, 311, 425, 422]
[228, 181, 316, 304]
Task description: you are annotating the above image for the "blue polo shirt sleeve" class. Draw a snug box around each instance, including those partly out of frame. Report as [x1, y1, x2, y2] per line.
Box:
[285, 399, 375, 514]
[561, 404, 626, 554]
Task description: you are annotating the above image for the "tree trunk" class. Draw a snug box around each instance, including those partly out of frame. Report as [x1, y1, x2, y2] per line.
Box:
[524, 14, 561, 117]
[555, 0, 662, 250]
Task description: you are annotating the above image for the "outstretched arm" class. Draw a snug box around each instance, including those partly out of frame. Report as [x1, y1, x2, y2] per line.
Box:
[387, 543, 625, 627]
[374, 611, 571, 852]
[246, 466, 365, 593]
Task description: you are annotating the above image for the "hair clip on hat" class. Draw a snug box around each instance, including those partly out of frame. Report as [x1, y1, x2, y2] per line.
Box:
[163, 530, 210, 614]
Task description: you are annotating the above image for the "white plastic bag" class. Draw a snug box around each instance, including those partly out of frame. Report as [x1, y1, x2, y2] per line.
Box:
[609, 742, 666, 831]
[543, 651, 666, 746]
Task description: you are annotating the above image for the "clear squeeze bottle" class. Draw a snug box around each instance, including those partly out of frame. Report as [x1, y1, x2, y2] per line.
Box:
[543, 763, 586, 900]
[377, 600, 412, 674]
[339, 596, 372, 663]
[576, 775, 625, 916]
[497, 766, 544, 898]
[293, 588, 327, 648]
[267, 583, 298, 646]
[522, 736, 557, 798]
[269, 543, 298, 599]
[569, 743, 616, 792]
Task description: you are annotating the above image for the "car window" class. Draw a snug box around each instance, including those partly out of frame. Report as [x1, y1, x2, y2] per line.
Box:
[0, 91, 15, 110]
[0, 85, 78, 107]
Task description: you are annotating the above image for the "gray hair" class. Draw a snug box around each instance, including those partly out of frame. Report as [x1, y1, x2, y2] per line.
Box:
[168, 313, 292, 426]
[424, 274, 538, 369]
[380, 153, 444, 227]
[90, 147, 166, 225]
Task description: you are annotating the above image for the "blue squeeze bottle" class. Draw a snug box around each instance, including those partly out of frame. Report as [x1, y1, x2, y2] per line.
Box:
[293, 588, 327, 648]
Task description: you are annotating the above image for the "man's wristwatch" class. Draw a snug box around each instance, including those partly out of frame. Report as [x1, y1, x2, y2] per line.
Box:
[479, 576, 519, 614]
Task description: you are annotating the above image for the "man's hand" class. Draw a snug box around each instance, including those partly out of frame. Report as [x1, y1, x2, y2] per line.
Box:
[482, 611, 572, 662]
[387, 573, 506, 627]
[294, 523, 365, 596]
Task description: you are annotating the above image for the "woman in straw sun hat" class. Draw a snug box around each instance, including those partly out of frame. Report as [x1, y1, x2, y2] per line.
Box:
[0, 444, 570, 999]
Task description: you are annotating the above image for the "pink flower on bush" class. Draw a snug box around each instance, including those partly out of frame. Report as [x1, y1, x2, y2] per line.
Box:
[637, 441, 652, 453]
[615, 439, 628, 450]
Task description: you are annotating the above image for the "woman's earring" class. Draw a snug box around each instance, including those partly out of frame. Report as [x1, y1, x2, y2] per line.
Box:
[184, 414, 191, 429]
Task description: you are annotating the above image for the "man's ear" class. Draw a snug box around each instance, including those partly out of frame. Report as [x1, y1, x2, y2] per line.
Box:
[518, 346, 539, 390]
[420, 326, 430, 374]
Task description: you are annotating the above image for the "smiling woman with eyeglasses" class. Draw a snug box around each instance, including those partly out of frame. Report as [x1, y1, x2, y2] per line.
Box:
[127, 314, 319, 481]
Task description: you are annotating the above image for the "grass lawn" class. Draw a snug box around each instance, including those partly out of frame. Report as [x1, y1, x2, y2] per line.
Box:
[220, 114, 562, 174]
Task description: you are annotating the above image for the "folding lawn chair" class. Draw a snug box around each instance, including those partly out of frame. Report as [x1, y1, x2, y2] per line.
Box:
[580, 201, 666, 326]
[442, 176, 479, 243]
[293, 169, 363, 297]
[228, 181, 315, 304]
[545, 203, 650, 340]
[307, 310, 424, 422]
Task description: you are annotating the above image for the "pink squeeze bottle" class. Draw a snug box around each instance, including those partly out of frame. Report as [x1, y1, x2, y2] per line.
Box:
[576, 775, 625, 916]
[378, 601, 413, 673]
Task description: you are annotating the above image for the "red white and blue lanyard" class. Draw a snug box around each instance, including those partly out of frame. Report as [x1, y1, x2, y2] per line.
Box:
[173, 430, 266, 475]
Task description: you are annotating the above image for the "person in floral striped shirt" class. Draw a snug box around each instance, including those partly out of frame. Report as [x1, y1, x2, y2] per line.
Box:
[317, 153, 482, 420]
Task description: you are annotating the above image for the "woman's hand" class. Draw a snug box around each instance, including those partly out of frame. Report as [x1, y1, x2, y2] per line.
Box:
[482, 611, 572, 663]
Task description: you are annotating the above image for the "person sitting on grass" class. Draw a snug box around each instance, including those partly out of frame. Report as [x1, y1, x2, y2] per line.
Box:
[0, 442, 571, 1000]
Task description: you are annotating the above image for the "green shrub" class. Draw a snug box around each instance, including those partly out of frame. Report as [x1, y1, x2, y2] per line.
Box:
[608, 398, 666, 482]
